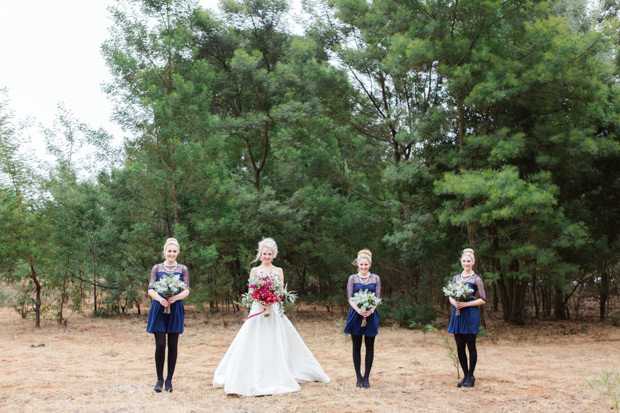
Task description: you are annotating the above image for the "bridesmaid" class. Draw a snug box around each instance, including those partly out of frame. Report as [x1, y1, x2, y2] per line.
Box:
[343, 249, 381, 388]
[146, 238, 190, 393]
[447, 248, 486, 388]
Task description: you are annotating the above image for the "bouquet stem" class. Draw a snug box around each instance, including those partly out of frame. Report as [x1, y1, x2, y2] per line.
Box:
[456, 309, 460, 316]
[164, 305, 171, 314]
[361, 317, 367, 327]
[264, 305, 270, 317]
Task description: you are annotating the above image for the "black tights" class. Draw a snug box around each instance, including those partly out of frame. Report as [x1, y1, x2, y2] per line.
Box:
[351, 334, 375, 384]
[154, 332, 179, 381]
[454, 333, 477, 378]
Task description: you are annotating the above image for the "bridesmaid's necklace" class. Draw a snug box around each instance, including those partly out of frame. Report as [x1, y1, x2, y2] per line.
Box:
[164, 262, 178, 273]
[461, 271, 473, 282]
[358, 272, 370, 282]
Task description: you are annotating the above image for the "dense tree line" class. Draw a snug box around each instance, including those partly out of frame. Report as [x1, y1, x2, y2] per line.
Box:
[1, 0, 620, 327]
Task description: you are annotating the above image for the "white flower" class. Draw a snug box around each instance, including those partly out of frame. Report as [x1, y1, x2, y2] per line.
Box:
[351, 289, 382, 311]
[149, 274, 189, 297]
[443, 281, 474, 301]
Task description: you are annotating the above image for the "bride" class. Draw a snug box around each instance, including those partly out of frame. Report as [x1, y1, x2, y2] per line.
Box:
[213, 237, 330, 396]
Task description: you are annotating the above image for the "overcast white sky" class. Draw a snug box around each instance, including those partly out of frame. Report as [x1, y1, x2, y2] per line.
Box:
[0, 0, 220, 161]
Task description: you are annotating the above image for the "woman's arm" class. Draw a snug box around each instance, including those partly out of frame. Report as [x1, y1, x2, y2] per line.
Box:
[453, 298, 485, 309]
[454, 276, 487, 309]
[349, 299, 363, 314]
[369, 275, 381, 314]
[346, 275, 367, 316]
[147, 265, 170, 307]
[167, 289, 189, 303]
[149, 289, 170, 307]
[349, 299, 368, 318]
[448, 275, 465, 308]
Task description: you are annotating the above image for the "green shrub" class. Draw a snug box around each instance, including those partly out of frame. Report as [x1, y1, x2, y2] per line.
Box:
[381, 293, 437, 327]
[588, 367, 620, 410]
[440, 335, 461, 379]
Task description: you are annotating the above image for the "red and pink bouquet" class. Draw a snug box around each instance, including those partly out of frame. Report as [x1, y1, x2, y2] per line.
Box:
[240, 273, 297, 318]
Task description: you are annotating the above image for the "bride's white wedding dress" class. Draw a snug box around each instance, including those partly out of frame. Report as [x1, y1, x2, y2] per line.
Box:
[213, 302, 330, 396]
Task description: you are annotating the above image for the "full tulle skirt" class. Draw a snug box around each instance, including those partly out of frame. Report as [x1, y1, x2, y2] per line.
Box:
[212, 302, 330, 396]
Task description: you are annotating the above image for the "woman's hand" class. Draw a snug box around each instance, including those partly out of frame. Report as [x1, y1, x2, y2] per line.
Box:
[361, 310, 372, 318]
[167, 295, 178, 304]
[454, 301, 469, 310]
[159, 298, 170, 308]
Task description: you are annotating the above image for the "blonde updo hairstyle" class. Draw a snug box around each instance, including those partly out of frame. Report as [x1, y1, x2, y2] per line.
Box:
[461, 248, 475, 261]
[253, 237, 278, 263]
[163, 237, 180, 258]
[352, 249, 372, 266]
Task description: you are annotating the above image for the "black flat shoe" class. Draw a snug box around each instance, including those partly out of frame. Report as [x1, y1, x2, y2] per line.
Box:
[356, 377, 363, 387]
[362, 377, 370, 388]
[457, 376, 468, 387]
[462, 376, 475, 388]
[154, 379, 163, 392]
[164, 379, 173, 392]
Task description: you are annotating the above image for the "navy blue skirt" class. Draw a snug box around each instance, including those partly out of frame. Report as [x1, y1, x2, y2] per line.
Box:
[447, 302, 479, 335]
[146, 295, 185, 334]
[344, 308, 379, 337]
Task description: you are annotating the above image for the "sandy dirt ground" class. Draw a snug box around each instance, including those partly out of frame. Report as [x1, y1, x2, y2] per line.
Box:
[0, 306, 618, 412]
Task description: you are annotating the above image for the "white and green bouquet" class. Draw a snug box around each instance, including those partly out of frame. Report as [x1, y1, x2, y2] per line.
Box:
[350, 289, 382, 327]
[443, 281, 474, 316]
[240, 273, 297, 318]
[150, 274, 189, 314]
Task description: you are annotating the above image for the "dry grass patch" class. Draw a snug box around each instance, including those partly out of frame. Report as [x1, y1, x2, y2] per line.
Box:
[0, 307, 617, 412]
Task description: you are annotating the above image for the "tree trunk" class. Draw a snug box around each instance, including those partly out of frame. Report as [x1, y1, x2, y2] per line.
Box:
[58, 273, 67, 324]
[497, 266, 526, 324]
[511, 280, 526, 325]
[531, 272, 539, 319]
[171, 154, 180, 225]
[455, 89, 466, 150]
[497, 274, 511, 322]
[296, 265, 307, 295]
[553, 285, 567, 320]
[540, 284, 551, 317]
[93, 237, 97, 315]
[30, 262, 41, 328]
[599, 269, 609, 320]
[464, 199, 476, 246]
[574, 284, 585, 320]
